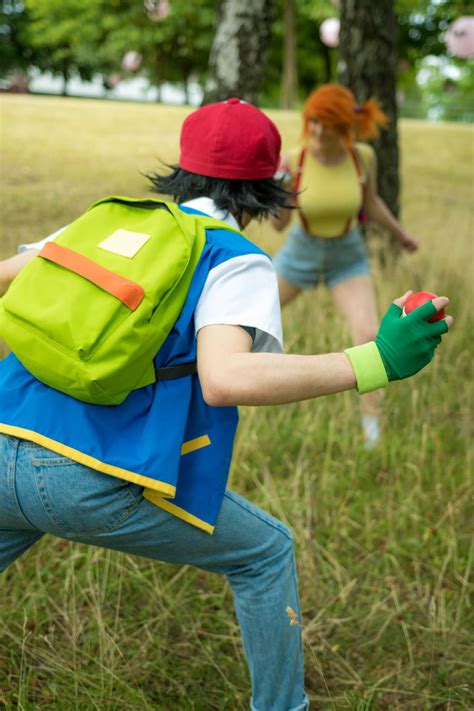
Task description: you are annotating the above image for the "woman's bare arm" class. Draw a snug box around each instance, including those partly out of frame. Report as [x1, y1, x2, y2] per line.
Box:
[363, 152, 419, 252]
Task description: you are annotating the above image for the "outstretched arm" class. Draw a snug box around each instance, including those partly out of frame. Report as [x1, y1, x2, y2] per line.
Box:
[197, 293, 452, 407]
[0, 250, 39, 297]
[363, 152, 419, 253]
[198, 325, 355, 406]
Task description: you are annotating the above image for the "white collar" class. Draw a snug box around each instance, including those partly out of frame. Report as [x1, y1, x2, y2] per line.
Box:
[181, 197, 240, 231]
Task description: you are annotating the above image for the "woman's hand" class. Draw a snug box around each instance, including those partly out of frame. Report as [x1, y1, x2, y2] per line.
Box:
[395, 231, 420, 253]
[363, 150, 420, 254]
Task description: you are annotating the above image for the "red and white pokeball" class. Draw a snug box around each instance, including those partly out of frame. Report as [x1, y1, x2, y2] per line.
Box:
[402, 291, 445, 323]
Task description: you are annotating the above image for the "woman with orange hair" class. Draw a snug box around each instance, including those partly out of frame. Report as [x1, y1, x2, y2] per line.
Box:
[272, 84, 419, 447]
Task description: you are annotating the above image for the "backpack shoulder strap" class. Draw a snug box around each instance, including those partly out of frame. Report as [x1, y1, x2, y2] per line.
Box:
[87, 196, 243, 236]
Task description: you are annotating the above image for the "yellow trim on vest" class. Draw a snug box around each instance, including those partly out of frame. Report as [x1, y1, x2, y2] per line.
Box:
[0, 424, 176, 497]
[144, 489, 215, 534]
[181, 434, 211, 455]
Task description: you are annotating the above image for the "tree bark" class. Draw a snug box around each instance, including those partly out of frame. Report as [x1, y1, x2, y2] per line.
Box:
[203, 0, 276, 105]
[319, 37, 332, 85]
[280, 0, 298, 109]
[339, 0, 399, 218]
[61, 62, 69, 96]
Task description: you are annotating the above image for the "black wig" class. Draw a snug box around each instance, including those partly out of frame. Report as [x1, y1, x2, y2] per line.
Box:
[147, 166, 296, 227]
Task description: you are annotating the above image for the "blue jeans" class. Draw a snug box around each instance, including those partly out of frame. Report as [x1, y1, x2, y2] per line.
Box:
[0, 434, 309, 711]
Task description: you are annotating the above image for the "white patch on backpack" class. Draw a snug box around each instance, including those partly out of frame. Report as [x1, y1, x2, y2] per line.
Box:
[98, 229, 151, 258]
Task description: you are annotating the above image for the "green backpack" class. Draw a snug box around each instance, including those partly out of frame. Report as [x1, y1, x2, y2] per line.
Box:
[0, 196, 239, 405]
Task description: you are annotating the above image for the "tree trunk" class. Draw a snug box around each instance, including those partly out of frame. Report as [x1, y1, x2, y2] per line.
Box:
[280, 0, 297, 109]
[339, 0, 399, 219]
[319, 38, 332, 84]
[183, 76, 189, 105]
[203, 0, 276, 105]
[61, 61, 69, 96]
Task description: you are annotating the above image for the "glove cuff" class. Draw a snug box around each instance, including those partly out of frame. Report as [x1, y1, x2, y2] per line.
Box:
[344, 342, 390, 394]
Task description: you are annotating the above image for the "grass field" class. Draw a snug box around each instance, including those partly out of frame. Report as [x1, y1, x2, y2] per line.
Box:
[0, 95, 473, 710]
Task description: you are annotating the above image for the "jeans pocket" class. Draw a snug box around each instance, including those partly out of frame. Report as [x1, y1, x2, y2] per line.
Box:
[32, 457, 144, 537]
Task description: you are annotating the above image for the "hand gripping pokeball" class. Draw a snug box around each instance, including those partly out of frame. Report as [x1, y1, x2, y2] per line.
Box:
[402, 291, 446, 323]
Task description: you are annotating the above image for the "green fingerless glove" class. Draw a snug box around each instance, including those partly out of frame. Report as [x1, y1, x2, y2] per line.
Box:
[375, 300, 448, 380]
[345, 300, 448, 394]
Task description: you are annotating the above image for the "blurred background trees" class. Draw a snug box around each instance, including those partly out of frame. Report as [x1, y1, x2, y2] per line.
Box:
[1, 0, 471, 123]
[1, 0, 472, 240]
[202, 0, 276, 104]
[339, 0, 400, 217]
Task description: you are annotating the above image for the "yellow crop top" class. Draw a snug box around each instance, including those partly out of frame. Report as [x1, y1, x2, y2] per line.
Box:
[288, 142, 374, 238]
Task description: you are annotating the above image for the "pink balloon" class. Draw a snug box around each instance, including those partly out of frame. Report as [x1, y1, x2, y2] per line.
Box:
[121, 51, 143, 72]
[320, 18, 340, 48]
[107, 73, 122, 88]
[445, 16, 474, 59]
[145, 0, 170, 22]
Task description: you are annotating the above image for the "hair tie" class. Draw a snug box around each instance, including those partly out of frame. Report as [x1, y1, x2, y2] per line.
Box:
[354, 104, 361, 113]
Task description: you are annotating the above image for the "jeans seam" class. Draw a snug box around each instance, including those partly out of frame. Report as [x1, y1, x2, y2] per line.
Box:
[33, 466, 145, 537]
[34, 468, 70, 535]
[6, 438, 36, 529]
[32, 457, 82, 467]
[223, 490, 293, 541]
[67, 496, 147, 537]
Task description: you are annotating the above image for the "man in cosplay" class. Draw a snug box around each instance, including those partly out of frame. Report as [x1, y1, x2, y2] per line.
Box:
[0, 98, 452, 711]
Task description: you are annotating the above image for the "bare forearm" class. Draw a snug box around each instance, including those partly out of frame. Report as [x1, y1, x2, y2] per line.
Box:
[0, 250, 38, 296]
[199, 351, 356, 406]
[366, 197, 405, 240]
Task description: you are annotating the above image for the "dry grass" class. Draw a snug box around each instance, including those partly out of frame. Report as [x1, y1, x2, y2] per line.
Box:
[0, 95, 473, 709]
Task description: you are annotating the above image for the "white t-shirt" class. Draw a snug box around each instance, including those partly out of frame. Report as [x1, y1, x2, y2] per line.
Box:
[19, 197, 283, 354]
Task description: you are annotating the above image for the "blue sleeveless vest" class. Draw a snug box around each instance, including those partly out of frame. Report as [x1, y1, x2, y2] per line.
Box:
[0, 206, 268, 533]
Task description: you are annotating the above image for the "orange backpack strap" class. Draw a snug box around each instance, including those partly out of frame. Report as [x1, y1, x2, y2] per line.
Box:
[39, 242, 145, 311]
[294, 147, 311, 234]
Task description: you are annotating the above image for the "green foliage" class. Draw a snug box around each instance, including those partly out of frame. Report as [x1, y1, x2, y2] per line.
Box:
[2, 0, 473, 119]
[417, 56, 474, 122]
[24, 0, 115, 81]
[0, 0, 46, 77]
[262, 0, 336, 107]
[21, 0, 215, 89]
[395, 1, 474, 122]
[396, 0, 464, 64]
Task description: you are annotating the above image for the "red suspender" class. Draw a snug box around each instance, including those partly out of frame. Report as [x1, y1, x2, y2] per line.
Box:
[342, 145, 367, 234]
[294, 147, 311, 234]
[349, 144, 366, 198]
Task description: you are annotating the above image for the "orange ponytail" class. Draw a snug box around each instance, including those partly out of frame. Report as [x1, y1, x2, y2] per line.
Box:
[303, 84, 389, 143]
[355, 98, 389, 140]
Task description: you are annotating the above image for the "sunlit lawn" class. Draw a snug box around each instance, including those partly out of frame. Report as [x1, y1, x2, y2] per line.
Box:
[1, 95, 473, 709]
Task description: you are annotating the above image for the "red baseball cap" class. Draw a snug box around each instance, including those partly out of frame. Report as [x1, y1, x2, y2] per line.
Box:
[179, 98, 281, 180]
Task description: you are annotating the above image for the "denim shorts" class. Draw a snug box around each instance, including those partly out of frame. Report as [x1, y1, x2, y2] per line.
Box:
[273, 223, 370, 290]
